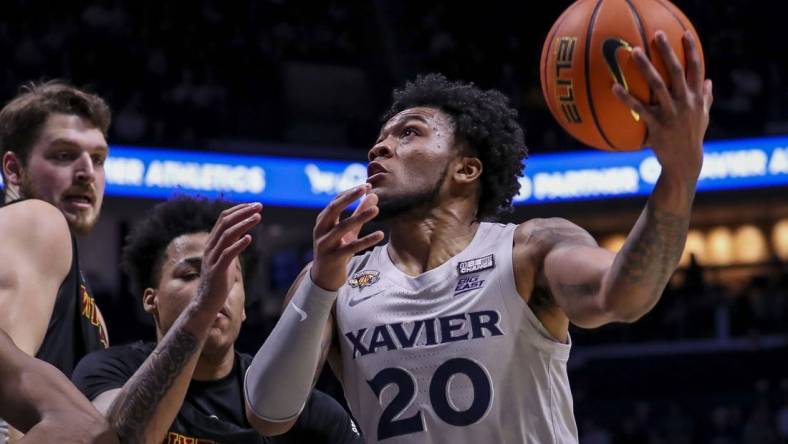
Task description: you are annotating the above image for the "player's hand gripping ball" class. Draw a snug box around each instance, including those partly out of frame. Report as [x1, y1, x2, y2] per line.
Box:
[540, 0, 704, 151]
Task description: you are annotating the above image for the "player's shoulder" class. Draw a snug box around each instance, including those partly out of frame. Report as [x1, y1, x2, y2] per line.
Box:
[0, 199, 71, 249]
[0, 199, 72, 274]
[514, 217, 595, 250]
[0, 198, 69, 231]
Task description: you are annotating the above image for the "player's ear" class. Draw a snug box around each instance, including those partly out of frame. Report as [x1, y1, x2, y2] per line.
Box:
[142, 288, 158, 316]
[2, 151, 24, 186]
[453, 156, 483, 184]
[242, 307, 247, 322]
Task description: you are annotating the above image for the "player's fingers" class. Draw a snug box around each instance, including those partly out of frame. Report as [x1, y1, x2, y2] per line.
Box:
[612, 83, 655, 127]
[215, 234, 253, 272]
[320, 205, 379, 250]
[350, 191, 378, 217]
[207, 203, 262, 250]
[336, 231, 385, 257]
[347, 193, 379, 237]
[208, 213, 261, 264]
[632, 46, 675, 115]
[314, 184, 370, 236]
[683, 31, 703, 94]
[654, 31, 688, 101]
[703, 79, 714, 114]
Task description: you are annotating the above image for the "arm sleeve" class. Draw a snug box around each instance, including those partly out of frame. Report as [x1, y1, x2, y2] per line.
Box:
[244, 275, 337, 421]
[71, 344, 145, 401]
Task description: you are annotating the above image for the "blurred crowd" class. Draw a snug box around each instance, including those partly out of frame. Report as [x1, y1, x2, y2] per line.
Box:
[572, 256, 788, 344]
[578, 393, 788, 444]
[2, 0, 786, 153]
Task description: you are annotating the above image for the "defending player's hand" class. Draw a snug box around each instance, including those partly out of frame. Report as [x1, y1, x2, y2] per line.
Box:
[613, 30, 713, 182]
[311, 183, 384, 291]
[196, 202, 262, 313]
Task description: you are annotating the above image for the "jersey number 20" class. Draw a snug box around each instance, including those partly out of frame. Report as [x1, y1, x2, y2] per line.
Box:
[367, 358, 492, 440]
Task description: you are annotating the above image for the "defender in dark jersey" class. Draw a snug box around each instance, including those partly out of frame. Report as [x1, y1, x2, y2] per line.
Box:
[73, 196, 362, 444]
[0, 82, 115, 442]
[2, 82, 260, 443]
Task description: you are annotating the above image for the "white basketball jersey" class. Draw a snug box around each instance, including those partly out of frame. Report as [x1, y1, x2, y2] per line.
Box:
[335, 222, 578, 443]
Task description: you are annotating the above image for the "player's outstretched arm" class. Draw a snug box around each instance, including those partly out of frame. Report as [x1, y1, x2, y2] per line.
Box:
[245, 184, 383, 436]
[520, 31, 712, 329]
[0, 330, 118, 444]
[89, 203, 261, 444]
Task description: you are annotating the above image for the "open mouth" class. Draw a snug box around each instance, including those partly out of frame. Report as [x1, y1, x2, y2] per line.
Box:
[63, 192, 94, 207]
[367, 162, 388, 182]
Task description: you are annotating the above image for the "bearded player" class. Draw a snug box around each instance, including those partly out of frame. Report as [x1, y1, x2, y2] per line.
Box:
[245, 32, 712, 443]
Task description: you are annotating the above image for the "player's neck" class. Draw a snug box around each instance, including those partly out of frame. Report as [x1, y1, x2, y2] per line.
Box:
[388, 205, 479, 276]
[192, 345, 235, 381]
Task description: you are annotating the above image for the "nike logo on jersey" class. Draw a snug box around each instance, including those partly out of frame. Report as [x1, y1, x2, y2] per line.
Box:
[348, 290, 384, 307]
[290, 302, 307, 321]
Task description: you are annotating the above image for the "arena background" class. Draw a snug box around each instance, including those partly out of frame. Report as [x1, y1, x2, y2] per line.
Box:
[2, 1, 787, 442]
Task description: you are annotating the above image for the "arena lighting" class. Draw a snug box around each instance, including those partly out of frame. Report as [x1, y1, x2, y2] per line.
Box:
[772, 219, 788, 260]
[600, 234, 626, 253]
[1, 136, 786, 206]
[679, 230, 706, 266]
[733, 225, 769, 264]
[706, 227, 735, 266]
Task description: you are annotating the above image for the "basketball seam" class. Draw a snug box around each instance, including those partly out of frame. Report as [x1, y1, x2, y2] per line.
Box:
[585, 0, 615, 150]
[624, 0, 651, 147]
[654, 0, 688, 32]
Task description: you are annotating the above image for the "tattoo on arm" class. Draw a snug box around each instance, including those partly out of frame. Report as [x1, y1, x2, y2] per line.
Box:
[107, 329, 198, 443]
[557, 282, 599, 299]
[616, 203, 688, 290]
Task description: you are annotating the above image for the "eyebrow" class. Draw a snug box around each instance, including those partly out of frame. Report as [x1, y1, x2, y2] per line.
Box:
[50, 137, 109, 153]
[175, 256, 203, 268]
[378, 114, 431, 140]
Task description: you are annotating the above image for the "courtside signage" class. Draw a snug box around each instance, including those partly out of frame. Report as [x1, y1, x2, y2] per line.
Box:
[1, 137, 785, 206]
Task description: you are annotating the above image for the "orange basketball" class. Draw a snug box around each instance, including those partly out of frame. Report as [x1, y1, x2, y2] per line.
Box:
[539, 0, 704, 151]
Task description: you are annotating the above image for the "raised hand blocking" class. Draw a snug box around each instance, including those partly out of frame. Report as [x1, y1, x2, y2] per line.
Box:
[197, 202, 262, 313]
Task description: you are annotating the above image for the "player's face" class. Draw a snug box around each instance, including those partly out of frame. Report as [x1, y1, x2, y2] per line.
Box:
[150, 232, 246, 354]
[16, 113, 107, 235]
[367, 107, 457, 220]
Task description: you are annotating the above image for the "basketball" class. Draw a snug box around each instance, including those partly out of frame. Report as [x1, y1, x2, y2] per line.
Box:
[539, 0, 705, 151]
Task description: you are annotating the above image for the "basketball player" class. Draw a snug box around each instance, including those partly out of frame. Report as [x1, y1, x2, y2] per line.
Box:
[1, 82, 260, 443]
[72, 196, 362, 444]
[0, 81, 115, 442]
[245, 31, 712, 443]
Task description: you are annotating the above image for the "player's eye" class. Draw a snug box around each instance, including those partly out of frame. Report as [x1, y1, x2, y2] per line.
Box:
[181, 271, 200, 281]
[92, 155, 106, 166]
[53, 151, 77, 161]
[402, 127, 417, 138]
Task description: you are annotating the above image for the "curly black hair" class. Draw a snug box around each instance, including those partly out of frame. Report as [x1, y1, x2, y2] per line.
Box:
[382, 73, 527, 219]
[122, 196, 237, 298]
